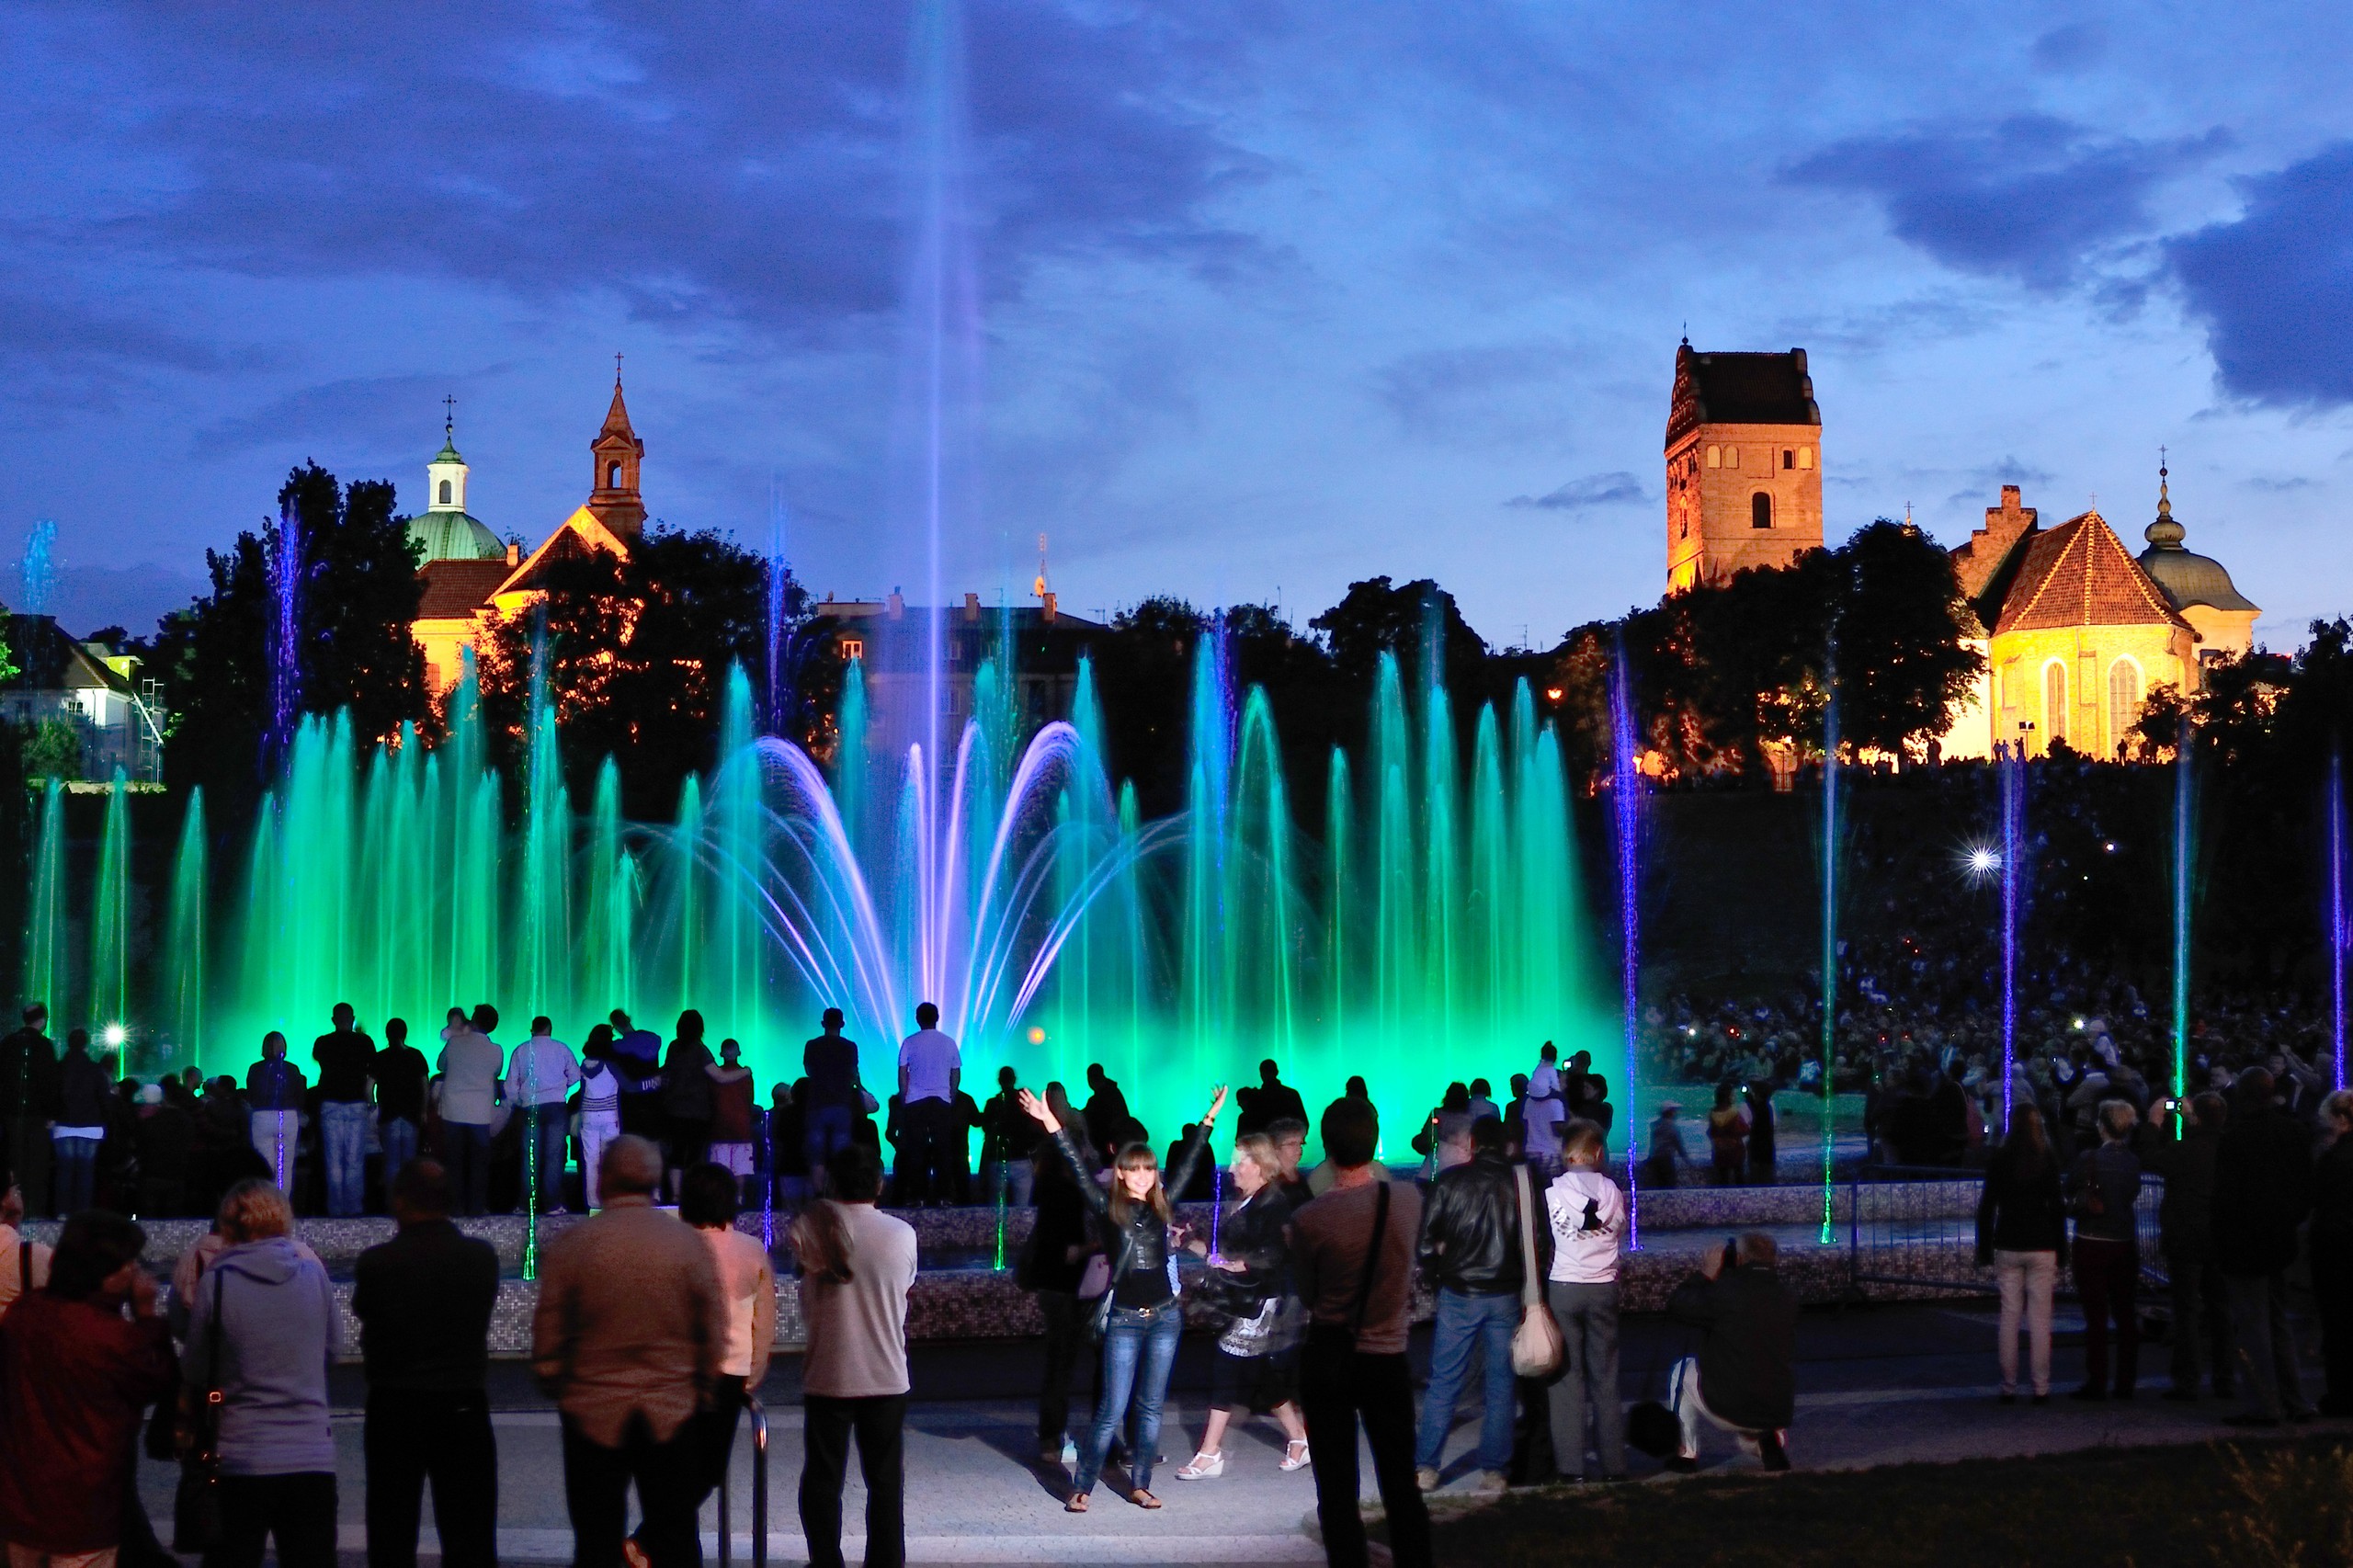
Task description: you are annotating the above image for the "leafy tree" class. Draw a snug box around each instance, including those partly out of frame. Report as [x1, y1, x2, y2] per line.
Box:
[474, 527, 817, 820]
[1310, 576, 1490, 704]
[142, 462, 426, 812]
[1084, 597, 1210, 818]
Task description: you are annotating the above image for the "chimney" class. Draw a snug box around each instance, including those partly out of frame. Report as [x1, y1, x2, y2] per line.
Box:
[887, 588, 904, 619]
[963, 591, 981, 623]
[506, 542, 521, 565]
[1040, 591, 1057, 623]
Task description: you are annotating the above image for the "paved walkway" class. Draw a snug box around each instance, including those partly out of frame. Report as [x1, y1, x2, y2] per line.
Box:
[138, 1301, 2336, 1565]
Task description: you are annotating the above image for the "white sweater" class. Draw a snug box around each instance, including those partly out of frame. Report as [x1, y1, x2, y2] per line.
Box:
[1543, 1167, 1626, 1284]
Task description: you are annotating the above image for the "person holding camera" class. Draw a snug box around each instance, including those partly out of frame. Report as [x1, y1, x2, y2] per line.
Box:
[2065, 1099, 2142, 1401]
[1664, 1232, 1797, 1472]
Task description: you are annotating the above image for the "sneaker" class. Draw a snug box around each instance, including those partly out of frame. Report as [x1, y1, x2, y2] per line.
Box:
[1472, 1471, 1507, 1494]
[1175, 1451, 1224, 1481]
[1664, 1455, 1699, 1474]
[1757, 1430, 1791, 1472]
[1415, 1466, 1440, 1493]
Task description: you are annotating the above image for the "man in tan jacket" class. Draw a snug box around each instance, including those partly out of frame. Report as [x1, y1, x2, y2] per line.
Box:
[533, 1134, 728, 1568]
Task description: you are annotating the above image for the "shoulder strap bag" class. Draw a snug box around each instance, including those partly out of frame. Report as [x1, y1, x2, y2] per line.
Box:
[173, 1270, 229, 1554]
[1306, 1179, 1392, 1355]
[1510, 1163, 1566, 1378]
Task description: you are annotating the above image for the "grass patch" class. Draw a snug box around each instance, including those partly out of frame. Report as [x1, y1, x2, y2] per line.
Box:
[1426, 1437, 2353, 1567]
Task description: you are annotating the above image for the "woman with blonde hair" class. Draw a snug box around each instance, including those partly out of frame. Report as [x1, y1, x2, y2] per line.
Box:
[1175, 1130, 1310, 1479]
[182, 1177, 339, 1568]
[1021, 1081, 1227, 1511]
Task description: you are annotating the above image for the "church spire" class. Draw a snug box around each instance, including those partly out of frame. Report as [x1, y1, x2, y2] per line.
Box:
[2144, 449, 2185, 550]
[587, 356, 646, 538]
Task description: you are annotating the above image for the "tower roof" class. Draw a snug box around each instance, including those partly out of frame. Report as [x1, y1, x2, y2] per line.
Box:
[2137, 464, 2258, 615]
[597, 375, 637, 444]
[1666, 344, 1820, 449]
[1992, 510, 2188, 636]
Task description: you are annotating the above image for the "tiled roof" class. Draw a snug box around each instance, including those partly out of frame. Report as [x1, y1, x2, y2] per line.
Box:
[1665, 345, 1819, 447]
[415, 559, 512, 620]
[1991, 511, 2188, 636]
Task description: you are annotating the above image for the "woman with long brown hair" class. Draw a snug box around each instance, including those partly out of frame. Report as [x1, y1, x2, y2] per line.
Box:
[1974, 1102, 2067, 1403]
[1020, 1081, 1227, 1512]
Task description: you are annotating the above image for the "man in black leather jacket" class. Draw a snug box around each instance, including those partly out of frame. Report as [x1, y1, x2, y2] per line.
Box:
[1412, 1118, 1544, 1492]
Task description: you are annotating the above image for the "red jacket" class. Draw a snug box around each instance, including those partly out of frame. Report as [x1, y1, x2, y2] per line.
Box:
[0, 1291, 177, 1552]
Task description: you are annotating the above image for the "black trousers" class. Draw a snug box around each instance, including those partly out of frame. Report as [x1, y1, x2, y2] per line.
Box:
[801, 1393, 906, 1568]
[2313, 1244, 2353, 1407]
[202, 1471, 337, 1568]
[2166, 1246, 2234, 1395]
[365, 1388, 498, 1568]
[561, 1411, 702, 1568]
[1035, 1290, 1086, 1446]
[1298, 1340, 1431, 1568]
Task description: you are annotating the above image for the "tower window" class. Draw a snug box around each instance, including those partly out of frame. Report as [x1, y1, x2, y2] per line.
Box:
[2044, 662, 2067, 747]
[607, 460, 622, 488]
[1798, 447, 1813, 470]
[1751, 492, 1772, 529]
[1706, 446, 1721, 469]
[1782, 449, 1795, 470]
[1725, 446, 1740, 470]
[840, 637, 864, 661]
[438, 479, 452, 506]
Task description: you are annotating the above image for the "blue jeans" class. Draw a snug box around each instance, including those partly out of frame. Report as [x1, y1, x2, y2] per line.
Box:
[805, 1104, 853, 1184]
[524, 1106, 570, 1211]
[321, 1100, 372, 1217]
[381, 1116, 420, 1184]
[1415, 1288, 1519, 1474]
[1075, 1301, 1182, 1495]
[51, 1135, 99, 1214]
[980, 1159, 1034, 1208]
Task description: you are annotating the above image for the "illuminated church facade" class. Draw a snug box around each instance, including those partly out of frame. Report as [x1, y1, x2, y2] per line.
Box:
[1665, 344, 2259, 762]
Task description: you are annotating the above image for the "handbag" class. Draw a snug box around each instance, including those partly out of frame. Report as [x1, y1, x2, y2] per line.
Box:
[1305, 1180, 1391, 1355]
[1216, 1296, 1283, 1358]
[173, 1270, 229, 1555]
[1509, 1163, 1565, 1379]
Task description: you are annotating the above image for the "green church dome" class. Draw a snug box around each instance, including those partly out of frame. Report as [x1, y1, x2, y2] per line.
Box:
[409, 508, 506, 563]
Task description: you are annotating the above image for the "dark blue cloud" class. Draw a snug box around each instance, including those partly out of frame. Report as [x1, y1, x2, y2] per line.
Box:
[2170, 143, 2353, 405]
[2029, 22, 2107, 73]
[1505, 472, 1647, 511]
[31, 0, 1264, 338]
[1788, 116, 2227, 290]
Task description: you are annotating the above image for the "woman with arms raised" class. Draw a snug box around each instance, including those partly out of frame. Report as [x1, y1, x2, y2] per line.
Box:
[1020, 1081, 1227, 1512]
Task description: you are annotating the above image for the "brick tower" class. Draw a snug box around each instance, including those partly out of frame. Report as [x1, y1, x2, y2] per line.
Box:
[1664, 342, 1824, 593]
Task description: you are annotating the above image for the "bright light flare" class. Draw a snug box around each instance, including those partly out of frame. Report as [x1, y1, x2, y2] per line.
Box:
[1963, 845, 1999, 878]
[1026, 1026, 1047, 1045]
[101, 1023, 127, 1049]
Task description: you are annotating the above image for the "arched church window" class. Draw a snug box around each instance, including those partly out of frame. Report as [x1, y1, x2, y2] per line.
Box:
[1706, 446, 1721, 469]
[1797, 447, 1813, 470]
[1782, 449, 1795, 470]
[2044, 663, 2067, 747]
[438, 479, 452, 505]
[607, 461, 622, 488]
[2108, 659, 2141, 754]
[1724, 446, 1740, 470]
[1751, 492, 1772, 529]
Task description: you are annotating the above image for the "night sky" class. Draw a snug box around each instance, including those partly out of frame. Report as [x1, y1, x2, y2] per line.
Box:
[9, 2, 2352, 650]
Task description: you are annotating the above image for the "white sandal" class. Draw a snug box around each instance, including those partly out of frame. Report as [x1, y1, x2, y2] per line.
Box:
[1175, 1450, 1225, 1480]
[1280, 1439, 1312, 1471]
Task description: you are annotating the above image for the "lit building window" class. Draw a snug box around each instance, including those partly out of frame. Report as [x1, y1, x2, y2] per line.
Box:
[1706, 446, 1721, 469]
[1797, 447, 1813, 470]
[2108, 659, 2140, 751]
[1725, 446, 1740, 470]
[840, 638, 864, 661]
[1751, 492, 1772, 529]
[2044, 663, 2067, 747]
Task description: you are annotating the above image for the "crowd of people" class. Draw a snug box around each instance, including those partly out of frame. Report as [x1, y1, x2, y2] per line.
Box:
[0, 988, 2349, 1568]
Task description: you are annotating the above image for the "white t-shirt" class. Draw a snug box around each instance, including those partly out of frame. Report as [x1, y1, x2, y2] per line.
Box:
[897, 1028, 960, 1104]
[1529, 1060, 1561, 1102]
[801, 1204, 918, 1398]
[1524, 1095, 1566, 1156]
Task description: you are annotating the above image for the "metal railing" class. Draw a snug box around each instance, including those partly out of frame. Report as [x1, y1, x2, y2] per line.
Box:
[1845, 1165, 2168, 1296]
[717, 1393, 769, 1568]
